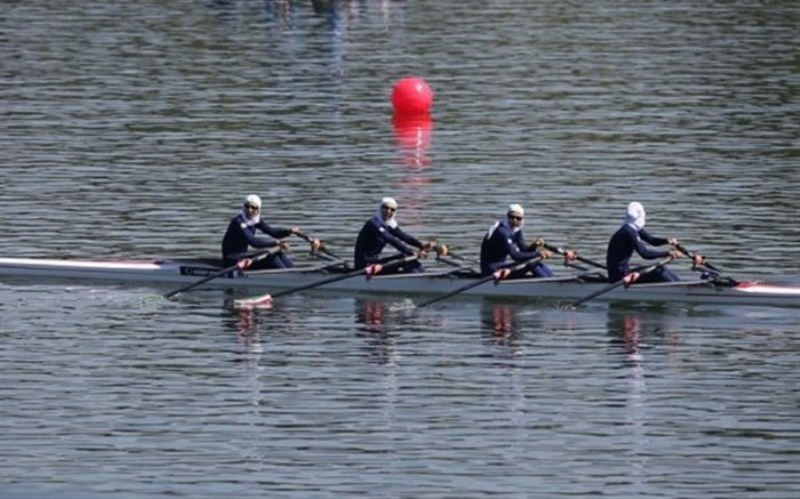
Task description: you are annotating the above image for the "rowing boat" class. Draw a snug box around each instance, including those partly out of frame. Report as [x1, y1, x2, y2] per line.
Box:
[1, 256, 798, 308]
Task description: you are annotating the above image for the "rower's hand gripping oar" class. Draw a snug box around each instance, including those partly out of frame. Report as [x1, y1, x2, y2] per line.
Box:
[569, 256, 674, 308]
[542, 242, 606, 270]
[675, 243, 719, 272]
[416, 256, 544, 309]
[415, 240, 466, 262]
[427, 242, 470, 268]
[295, 231, 342, 262]
[164, 246, 282, 300]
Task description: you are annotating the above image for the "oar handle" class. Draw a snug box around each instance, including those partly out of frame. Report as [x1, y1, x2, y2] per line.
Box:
[427, 241, 475, 268]
[425, 241, 468, 261]
[296, 232, 343, 261]
[675, 243, 719, 272]
[543, 243, 607, 270]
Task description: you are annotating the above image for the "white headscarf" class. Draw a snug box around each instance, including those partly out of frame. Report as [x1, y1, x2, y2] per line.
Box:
[245, 194, 262, 209]
[487, 204, 524, 238]
[625, 201, 646, 231]
[376, 197, 398, 228]
[239, 210, 260, 227]
[239, 194, 262, 226]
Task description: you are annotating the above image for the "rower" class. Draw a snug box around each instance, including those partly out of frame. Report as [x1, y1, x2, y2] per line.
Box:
[353, 197, 438, 275]
[606, 201, 703, 283]
[480, 204, 577, 278]
[221, 194, 321, 270]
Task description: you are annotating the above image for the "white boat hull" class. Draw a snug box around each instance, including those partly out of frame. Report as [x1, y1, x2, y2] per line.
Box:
[1, 257, 799, 308]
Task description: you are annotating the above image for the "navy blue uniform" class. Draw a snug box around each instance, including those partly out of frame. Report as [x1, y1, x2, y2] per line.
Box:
[606, 224, 678, 283]
[221, 213, 294, 268]
[354, 215, 424, 273]
[479, 221, 552, 278]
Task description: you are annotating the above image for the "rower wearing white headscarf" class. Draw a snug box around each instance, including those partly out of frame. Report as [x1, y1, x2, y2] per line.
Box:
[221, 194, 319, 269]
[479, 204, 559, 278]
[353, 197, 434, 273]
[606, 201, 682, 283]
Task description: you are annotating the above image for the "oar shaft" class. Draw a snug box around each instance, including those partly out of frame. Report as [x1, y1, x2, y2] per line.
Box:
[296, 232, 342, 261]
[436, 255, 469, 268]
[269, 269, 362, 299]
[576, 255, 606, 270]
[296, 231, 314, 243]
[164, 247, 279, 299]
[571, 256, 673, 307]
[544, 243, 606, 270]
[566, 262, 591, 272]
[439, 249, 466, 261]
[418, 256, 542, 308]
[417, 274, 495, 308]
[571, 280, 626, 307]
[676, 243, 719, 272]
[164, 267, 235, 299]
[311, 249, 341, 263]
[427, 242, 468, 262]
[270, 255, 417, 300]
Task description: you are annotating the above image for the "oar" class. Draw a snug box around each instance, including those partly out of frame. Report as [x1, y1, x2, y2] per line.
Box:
[675, 243, 719, 272]
[570, 256, 673, 308]
[433, 252, 483, 277]
[565, 261, 591, 272]
[431, 243, 466, 262]
[249, 254, 420, 303]
[311, 249, 341, 264]
[164, 246, 281, 300]
[417, 256, 543, 308]
[543, 243, 607, 270]
[296, 232, 343, 261]
[427, 242, 479, 273]
[435, 254, 470, 268]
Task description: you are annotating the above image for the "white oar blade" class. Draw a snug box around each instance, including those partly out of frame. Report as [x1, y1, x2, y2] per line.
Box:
[232, 293, 273, 310]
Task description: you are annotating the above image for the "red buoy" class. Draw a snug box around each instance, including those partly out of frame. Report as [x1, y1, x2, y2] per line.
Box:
[391, 77, 433, 117]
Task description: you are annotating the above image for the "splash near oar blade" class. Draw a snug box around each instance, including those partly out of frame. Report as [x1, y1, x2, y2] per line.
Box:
[232, 293, 273, 310]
